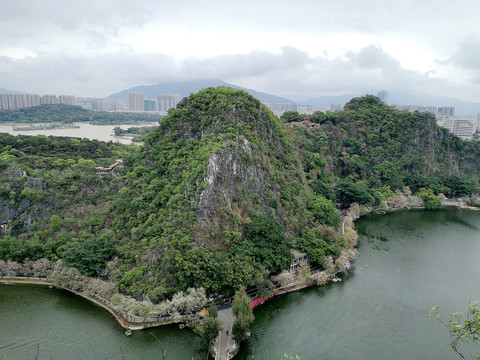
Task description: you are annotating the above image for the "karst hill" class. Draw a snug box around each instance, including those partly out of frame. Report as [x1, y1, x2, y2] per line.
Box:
[2, 89, 480, 302]
[109, 87, 341, 299]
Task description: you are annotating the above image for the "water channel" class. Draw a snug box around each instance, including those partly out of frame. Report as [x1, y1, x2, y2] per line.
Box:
[1, 208, 479, 359]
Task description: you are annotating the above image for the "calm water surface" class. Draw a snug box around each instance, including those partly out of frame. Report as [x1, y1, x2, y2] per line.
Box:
[1, 209, 479, 359]
[0, 123, 157, 144]
[0, 286, 195, 359]
[236, 209, 480, 359]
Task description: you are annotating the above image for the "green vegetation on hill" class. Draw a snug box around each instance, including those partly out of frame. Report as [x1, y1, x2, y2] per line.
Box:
[113, 125, 157, 142]
[0, 104, 162, 124]
[108, 87, 337, 299]
[0, 134, 133, 267]
[285, 95, 480, 208]
[1, 90, 480, 303]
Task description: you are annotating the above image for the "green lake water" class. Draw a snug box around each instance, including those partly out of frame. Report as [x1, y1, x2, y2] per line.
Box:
[1, 208, 479, 359]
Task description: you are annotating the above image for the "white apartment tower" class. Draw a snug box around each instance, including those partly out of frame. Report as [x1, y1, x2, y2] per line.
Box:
[58, 95, 76, 105]
[156, 94, 181, 112]
[129, 92, 145, 111]
[41, 94, 58, 105]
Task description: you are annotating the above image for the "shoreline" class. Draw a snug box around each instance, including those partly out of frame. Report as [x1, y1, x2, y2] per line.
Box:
[1, 192, 478, 333]
[245, 191, 480, 311]
[0, 277, 196, 330]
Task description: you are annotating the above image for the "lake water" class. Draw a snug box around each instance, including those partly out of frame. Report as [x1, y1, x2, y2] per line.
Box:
[1, 208, 479, 359]
[0, 123, 158, 144]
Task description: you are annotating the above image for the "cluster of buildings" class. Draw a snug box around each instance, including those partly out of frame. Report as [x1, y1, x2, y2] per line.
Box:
[390, 102, 478, 140]
[378, 91, 478, 140]
[0, 92, 182, 115]
[263, 103, 331, 117]
[0, 93, 76, 109]
[0, 92, 130, 112]
[436, 117, 478, 140]
[2, 89, 479, 140]
[393, 104, 456, 117]
[128, 92, 181, 113]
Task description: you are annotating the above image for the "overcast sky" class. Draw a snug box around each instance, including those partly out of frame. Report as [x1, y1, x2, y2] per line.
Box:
[1, 0, 480, 101]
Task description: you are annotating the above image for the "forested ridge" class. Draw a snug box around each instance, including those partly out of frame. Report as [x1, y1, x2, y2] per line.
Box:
[0, 104, 162, 124]
[1, 88, 479, 303]
[286, 95, 480, 208]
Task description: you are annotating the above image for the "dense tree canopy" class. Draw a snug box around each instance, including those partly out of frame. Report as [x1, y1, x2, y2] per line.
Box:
[1, 91, 480, 302]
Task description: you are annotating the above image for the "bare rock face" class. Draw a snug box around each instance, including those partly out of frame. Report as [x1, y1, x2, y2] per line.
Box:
[141, 87, 312, 246]
[27, 177, 46, 190]
[195, 137, 277, 241]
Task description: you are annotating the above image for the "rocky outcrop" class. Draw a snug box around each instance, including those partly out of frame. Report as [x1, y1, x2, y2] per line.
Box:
[195, 136, 285, 240]
[380, 188, 423, 211]
[143, 87, 312, 245]
[26, 177, 46, 190]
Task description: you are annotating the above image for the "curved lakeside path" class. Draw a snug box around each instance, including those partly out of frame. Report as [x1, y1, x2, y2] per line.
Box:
[0, 277, 134, 328]
[0, 276, 194, 330]
[2, 194, 476, 357]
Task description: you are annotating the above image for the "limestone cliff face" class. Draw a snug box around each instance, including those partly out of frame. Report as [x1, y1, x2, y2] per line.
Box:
[0, 162, 115, 231]
[195, 135, 287, 242]
[0, 165, 48, 228]
[140, 87, 312, 245]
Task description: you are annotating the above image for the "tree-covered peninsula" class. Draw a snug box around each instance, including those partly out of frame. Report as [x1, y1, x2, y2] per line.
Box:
[1, 88, 480, 306]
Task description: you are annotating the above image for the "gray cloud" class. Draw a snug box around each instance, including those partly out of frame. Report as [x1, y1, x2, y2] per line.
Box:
[0, 45, 474, 102]
[449, 34, 480, 70]
[350, 45, 400, 69]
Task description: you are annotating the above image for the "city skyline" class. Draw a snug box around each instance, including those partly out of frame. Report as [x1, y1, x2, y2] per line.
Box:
[1, 89, 478, 139]
[1, 1, 480, 102]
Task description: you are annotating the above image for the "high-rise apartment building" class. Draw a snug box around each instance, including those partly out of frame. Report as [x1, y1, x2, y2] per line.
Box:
[296, 105, 311, 114]
[330, 103, 343, 111]
[438, 106, 455, 117]
[58, 95, 75, 105]
[439, 118, 475, 139]
[129, 92, 145, 111]
[144, 99, 156, 111]
[377, 90, 388, 104]
[0, 93, 44, 109]
[156, 94, 181, 112]
[41, 95, 58, 105]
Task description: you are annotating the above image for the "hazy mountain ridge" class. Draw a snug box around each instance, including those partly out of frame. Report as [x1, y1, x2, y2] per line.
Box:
[6, 80, 480, 116]
[0, 87, 21, 93]
[305, 91, 480, 117]
[108, 79, 296, 105]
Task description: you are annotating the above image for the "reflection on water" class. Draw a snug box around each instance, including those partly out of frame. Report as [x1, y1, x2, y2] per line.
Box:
[236, 209, 480, 360]
[0, 285, 196, 360]
[1, 209, 479, 359]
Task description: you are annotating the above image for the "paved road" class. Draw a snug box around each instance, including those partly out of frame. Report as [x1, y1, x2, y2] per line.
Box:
[213, 304, 235, 360]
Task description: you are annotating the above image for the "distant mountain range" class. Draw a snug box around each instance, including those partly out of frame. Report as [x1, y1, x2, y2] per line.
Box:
[108, 79, 294, 105]
[109, 79, 480, 117]
[0, 87, 21, 93]
[4, 80, 479, 117]
[305, 92, 480, 117]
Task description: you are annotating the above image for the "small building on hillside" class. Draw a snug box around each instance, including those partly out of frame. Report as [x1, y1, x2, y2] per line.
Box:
[288, 120, 320, 129]
[289, 250, 309, 273]
[96, 159, 124, 175]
